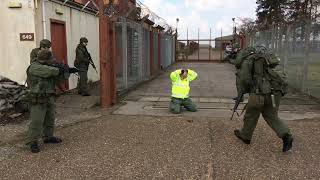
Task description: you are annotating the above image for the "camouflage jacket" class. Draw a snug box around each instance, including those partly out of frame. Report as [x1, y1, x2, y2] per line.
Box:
[30, 48, 41, 63]
[74, 44, 90, 70]
[27, 61, 69, 96]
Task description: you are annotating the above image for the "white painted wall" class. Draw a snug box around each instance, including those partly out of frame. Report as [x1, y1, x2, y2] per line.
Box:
[0, 0, 37, 84]
[40, 0, 100, 89]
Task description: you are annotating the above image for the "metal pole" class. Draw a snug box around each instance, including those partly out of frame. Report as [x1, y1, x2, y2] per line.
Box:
[302, 21, 311, 93]
[139, 26, 143, 80]
[110, 20, 117, 104]
[42, 0, 47, 39]
[283, 25, 290, 72]
[187, 28, 189, 61]
[220, 27, 223, 62]
[122, 18, 128, 89]
[209, 28, 211, 61]
[198, 28, 200, 61]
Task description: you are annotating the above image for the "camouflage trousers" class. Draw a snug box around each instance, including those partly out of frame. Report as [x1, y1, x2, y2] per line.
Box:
[239, 92, 292, 140]
[27, 96, 56, 144]
[169, 97, 197, 114]
[78, 70, 89, 94]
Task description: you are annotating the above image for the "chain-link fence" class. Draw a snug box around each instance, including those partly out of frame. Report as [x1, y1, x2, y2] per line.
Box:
[245, 22, 320, 98]
[115, 17, 176, 93]
[161, 34, 175, 69]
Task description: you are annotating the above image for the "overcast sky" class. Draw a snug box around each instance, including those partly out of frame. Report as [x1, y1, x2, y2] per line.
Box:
[141, 0, 257, 39]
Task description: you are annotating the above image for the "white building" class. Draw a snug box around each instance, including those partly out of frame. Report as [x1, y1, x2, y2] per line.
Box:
[0, 0, 100, 90]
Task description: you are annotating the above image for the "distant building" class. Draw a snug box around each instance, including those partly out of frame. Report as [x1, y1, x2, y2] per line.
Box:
[215, 35, 234, 49]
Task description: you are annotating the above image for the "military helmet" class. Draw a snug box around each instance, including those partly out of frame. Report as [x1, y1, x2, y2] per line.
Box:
[37, 49, 53, 63]
[80, 37, 88, 43]
[40, 39, 51, 48]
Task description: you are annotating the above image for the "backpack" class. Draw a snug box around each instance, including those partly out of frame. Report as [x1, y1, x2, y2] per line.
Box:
[238, 47, 288, 96]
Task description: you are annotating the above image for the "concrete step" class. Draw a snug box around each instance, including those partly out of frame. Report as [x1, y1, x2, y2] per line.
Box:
[112, 101, 320, 121]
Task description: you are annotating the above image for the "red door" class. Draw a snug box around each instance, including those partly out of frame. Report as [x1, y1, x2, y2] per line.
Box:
[50, 20, 69, 92]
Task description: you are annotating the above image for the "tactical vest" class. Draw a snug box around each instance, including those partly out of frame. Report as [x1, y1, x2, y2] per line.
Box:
[238, 48, 288, 96]
[74, 44, 90, 70]
[26, 64, 57, 96]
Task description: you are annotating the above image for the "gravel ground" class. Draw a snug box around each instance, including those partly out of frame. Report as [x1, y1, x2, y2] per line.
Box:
[0, 115, 319, 179]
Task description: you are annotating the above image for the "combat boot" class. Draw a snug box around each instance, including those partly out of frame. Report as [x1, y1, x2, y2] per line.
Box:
[81, 92, 91, 96]
[44, 136, 62, 144]
[30, 141, 40, 153]
[282, 134, 293, 152]
[234, 130, 251, 144]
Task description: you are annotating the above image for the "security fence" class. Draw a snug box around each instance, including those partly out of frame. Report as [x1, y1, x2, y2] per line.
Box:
[115, 17, 176, 93]
[161, 34, 175, 69]
[245, 22, 320, 98]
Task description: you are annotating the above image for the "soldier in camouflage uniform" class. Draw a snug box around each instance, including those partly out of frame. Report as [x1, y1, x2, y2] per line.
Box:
[233, 46, 293, 152]
[30, 39, 51, 63]
[74, 37, 91, 96]
[26, 50, 78, 153]
[232, 47, 255, 102]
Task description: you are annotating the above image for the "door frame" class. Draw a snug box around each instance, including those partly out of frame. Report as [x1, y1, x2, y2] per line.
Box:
[50, 18, 69, 90]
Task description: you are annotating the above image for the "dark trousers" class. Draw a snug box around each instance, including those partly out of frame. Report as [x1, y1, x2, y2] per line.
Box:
[169, 97, 197, 114]
[78, 70, 88, 94]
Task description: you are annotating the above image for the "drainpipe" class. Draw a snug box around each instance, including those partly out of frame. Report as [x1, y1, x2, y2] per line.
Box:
[42, 0, 47, 39]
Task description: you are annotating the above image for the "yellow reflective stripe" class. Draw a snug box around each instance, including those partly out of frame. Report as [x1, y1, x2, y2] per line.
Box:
[172, 94, 188, 98]
[172, 83, 189, 88]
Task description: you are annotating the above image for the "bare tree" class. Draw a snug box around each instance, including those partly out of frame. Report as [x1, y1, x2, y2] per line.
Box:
[238, 18, 257, 34]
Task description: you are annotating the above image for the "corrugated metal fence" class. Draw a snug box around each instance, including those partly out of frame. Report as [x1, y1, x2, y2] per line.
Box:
[115, 17, 176, 93]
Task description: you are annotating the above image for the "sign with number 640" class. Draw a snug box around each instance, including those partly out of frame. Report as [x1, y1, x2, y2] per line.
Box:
[20, 33, 34, 41]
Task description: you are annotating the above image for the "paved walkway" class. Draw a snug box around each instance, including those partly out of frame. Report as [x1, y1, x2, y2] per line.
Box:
[116, 62, 320, 121]
[0, 62, 320, 179]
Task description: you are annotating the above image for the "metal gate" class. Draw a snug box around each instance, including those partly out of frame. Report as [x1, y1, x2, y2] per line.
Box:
[176, 29, 235, 62]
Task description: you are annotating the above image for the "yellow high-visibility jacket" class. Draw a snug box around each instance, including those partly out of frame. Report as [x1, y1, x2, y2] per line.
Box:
[170, 69, 198, 99]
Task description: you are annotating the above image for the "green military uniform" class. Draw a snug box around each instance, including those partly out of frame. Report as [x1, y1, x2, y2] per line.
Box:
[240, 92, 290, 140]
[30, 48, 41, 63]
[30, 39, 51, 63]
[26, 50, 70, 152]
[233, 47, 255, 101]
[74, 38, 90, 95]
[169, 69, 198, 114]
[234, 53, 293, 152]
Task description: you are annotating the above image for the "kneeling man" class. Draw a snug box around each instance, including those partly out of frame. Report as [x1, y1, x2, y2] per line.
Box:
[169, 69, 198, 114]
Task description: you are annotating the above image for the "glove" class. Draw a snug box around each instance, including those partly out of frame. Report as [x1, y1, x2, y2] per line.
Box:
[58, 67, 65, 75]
[69, 67, 79, 74]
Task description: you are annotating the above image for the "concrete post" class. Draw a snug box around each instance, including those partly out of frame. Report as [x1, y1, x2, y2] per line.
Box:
[122, 18, 128, 89]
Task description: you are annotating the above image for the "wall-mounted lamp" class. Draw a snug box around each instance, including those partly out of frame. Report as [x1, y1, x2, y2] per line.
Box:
[8, 1, 22, 8]
[55, 8, 64, 15]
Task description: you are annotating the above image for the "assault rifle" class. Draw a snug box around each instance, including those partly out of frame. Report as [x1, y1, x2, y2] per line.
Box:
[88, 53, 98, 74]
[230, 92, 244, 120]
[48, 60, 79, 74]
